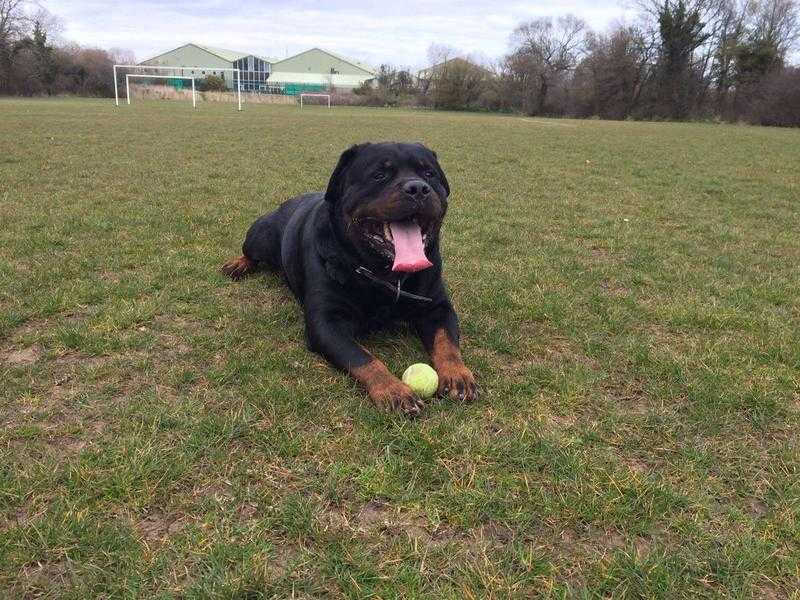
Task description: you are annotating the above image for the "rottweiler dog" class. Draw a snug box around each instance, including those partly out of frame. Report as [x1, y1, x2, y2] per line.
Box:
[221, 142, 477, 416]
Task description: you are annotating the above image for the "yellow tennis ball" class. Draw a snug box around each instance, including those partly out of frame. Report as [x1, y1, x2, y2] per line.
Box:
[402, 363, 439, 398]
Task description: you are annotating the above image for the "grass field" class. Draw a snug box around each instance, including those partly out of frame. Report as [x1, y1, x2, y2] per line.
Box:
[1, 97, 799, 599]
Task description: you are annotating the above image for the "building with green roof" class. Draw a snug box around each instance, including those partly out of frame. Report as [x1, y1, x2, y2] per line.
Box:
[139, 43, 375, 94]
[140, 43, 274, 91]
[268, 47, 376, 94]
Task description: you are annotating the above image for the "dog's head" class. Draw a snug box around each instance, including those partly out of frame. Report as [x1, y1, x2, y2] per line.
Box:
[324, 142, 450, 273]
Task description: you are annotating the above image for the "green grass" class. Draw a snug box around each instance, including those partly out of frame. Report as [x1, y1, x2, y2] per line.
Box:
[1, 97, 799, 599]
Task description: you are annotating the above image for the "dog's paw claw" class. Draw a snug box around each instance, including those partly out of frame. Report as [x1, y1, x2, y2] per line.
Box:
[371, 381, 426, 418]
[438, 367, 479, 403]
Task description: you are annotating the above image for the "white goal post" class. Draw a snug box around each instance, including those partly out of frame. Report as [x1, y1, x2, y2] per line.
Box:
[126, 74, 197, 108]
[113, 64, 243, 111]
[300, 93, 331, 109]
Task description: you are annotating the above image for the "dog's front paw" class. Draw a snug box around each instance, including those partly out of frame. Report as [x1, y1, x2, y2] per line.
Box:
[370, 380, 426, 418]
[438, 365, 479, 403]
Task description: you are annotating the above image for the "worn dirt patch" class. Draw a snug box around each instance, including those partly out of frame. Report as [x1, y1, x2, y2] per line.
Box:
[549, 413, 577, 428]
[53, 352, 110, 368]
[600, 279, 630, 298]
[0, 509, 31, 533]
[626, 456, 652, 474]
[4, 317, 52, 341]
[135, 510, 187, 544]
[192, 481, 236, 504]
[3, 345, 42, 366]
[475, 521, 515, 543]
[321, 500, 437, 543]
[46, 436, 88, 454]
[236, 502, 259, 521]
[604, 377, 651, 415]
[349, 501, 522, 549]
[746, 497, 769, 518]
[17, 559, 70, 590]
[558, 525, 653, 560]
[754, 583, 790, 600]
[356, 499, 390, 526]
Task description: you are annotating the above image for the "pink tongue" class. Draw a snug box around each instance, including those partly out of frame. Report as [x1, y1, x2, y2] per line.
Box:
[389, 221, 433, 272]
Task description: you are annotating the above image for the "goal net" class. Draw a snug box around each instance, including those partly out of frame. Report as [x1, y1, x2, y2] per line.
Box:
[125, 74, 197, 108]
[300, 93, 332, 108]
[113, 64, 243, 110]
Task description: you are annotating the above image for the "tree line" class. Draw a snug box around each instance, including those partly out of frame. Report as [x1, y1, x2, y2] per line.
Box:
[0, 0, 132, 97]
[2, 0, 798, 126]
[359, 0, 800, 126]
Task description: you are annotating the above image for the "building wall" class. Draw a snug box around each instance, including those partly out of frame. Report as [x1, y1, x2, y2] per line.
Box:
[141, 45, 235, 87]
[271, 49, 370, 77]
[267, 72, 372, 92]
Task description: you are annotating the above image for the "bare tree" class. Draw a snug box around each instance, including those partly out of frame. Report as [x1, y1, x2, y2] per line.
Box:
[710, 0, 749, 113]
[749, 0, 800, 57]
[573, 25, 654, 118]
[109, 47, 136, 65]
[0, 0, 28, 41]
[0, 0, 30, 90]
[426, 43, 458, 67]
[509, 15, 587, 114]
[32, 6, 62, 40]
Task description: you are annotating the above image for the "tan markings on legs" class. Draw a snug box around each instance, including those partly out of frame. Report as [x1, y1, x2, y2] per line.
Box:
[220, 255, 256, 280]
[430, 328, 478, 402]
[352, 357, 425, 417]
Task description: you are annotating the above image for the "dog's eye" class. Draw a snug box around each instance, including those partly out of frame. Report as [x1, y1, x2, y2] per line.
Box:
[373, 171, 387, 181]
[424, 169, 436, 179]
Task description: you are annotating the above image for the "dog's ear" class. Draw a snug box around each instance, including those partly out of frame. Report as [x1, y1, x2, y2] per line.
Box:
[325, 143, 367, 204]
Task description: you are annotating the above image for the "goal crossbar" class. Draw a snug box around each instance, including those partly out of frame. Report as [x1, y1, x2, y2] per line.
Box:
[113, 64, 242, 111]
[300, 93, 331, 109]
[126, 74, 197, 109]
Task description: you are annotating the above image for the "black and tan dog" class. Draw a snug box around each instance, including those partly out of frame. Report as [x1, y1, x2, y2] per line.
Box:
[221, 142, 477, 416]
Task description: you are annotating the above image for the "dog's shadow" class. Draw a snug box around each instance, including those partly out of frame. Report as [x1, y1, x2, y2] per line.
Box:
[360, 320, 429, 370]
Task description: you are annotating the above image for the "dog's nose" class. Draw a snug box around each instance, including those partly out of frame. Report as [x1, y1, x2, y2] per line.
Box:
[402, 179, 431, 199]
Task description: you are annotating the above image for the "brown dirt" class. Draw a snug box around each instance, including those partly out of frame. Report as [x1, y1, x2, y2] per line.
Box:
[600, 279, 630, 298]
[16, 559, 70, 591]
[135, 510, 187, 544]
[3, 345, 42, 366]
[746, 497, 769, 517]
[355, 499, 390, 526]
[603, 376, 650, 415]
[53, 352, 110, 368]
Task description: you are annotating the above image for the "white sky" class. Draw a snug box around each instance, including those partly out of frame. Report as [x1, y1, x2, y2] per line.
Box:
[43, 0, 636, 69]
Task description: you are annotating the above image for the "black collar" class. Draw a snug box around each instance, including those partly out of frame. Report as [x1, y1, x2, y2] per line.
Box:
[315, 207, 433, 305]
[354, 266, 433, 304]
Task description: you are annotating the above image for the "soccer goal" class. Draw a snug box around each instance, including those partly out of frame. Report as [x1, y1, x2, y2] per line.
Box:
[300, 93, 331, 109]
[113, 64, 243, 111]
[126, 74, 197, 108]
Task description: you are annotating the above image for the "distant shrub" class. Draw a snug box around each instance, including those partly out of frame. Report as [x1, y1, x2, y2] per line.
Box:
[747, 67, 800, 127]
[198, 75, 226, 92]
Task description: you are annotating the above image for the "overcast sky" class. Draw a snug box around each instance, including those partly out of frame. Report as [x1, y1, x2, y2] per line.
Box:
[44, 0, 636, 69]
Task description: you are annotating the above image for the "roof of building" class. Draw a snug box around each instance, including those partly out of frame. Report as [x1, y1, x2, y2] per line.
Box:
[195, 44, 275, 63]
[271, 47, 376, 75]
[192, 44, 249, 62]
[141, 43, 275, 65]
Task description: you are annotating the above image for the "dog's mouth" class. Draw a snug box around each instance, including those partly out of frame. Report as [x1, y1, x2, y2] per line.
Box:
[359, 218, 434, 273]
